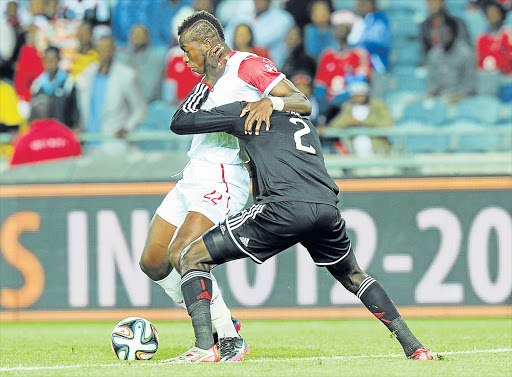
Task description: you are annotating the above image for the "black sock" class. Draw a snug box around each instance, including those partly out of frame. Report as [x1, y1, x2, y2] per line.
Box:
[181, 269, 214, 350]
[357, 276, 422, 357]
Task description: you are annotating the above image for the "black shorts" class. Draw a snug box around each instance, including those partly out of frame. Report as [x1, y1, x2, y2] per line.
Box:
[203, 201, 353, 266]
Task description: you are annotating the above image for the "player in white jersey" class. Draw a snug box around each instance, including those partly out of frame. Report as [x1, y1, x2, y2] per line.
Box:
[139, 11, 311, 362]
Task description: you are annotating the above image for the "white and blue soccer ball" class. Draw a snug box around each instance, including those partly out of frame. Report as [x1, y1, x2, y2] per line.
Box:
[111, 317, 159, 360]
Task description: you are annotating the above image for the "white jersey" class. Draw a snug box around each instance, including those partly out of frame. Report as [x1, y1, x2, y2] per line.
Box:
[186, 51, 285, 164]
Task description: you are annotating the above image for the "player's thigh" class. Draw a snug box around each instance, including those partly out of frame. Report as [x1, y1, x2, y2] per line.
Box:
[140, 214, 177, 273]
[300, 204, 353, 267]
[203, 202, 304, 265]
[155, 185, 188, 229]
[169, 211, 215, 254]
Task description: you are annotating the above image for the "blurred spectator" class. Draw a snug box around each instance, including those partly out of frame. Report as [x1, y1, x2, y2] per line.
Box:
[477, 1, 512, 74]
[284, 0, 320, 29]
[30, 46, 79, 129]
[112, 0, 152, 47]
[420, 0, 471, 64]
[426, 17, 476, 102]
[224, 0, 295, 69]
[0, 1, 26, 80]
[304, 0, 337, 60]
[291, 73, 321, 126]
[0, 17, 16, 79]
[44, 0, 59, 21]
[250, 0, 295, 68]
[157, 0, 194, 47]
[281, 25, 317, 80]
[14, 25, 44, 103]
[10, 95, 81, 167]
[23, 0, 83, 71]
[162, 45, 202, 105]
[76, 35, 146, 153]
[69, 22, 100, 79]
[314, 10, 371, 116]
[233, 23, 270, 58]
[329, 80, 393, 156]
[117, 24, 167, 103]
[348, 0, 392, 73]
[216, 0, 254, 27]
[60, 0, 112, 30]
[26, 0, 48, 27]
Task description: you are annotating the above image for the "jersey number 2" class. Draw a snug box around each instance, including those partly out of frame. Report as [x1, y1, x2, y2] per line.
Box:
[291, 118, 316, 155]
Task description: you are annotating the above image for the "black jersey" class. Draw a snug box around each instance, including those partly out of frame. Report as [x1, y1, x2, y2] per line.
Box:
[171, 83, 339, 206]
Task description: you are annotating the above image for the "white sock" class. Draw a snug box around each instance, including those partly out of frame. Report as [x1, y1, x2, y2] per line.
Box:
[210, 274, 238, 338]
[154, 268, 186, 309]
[154, 269, 237, 337]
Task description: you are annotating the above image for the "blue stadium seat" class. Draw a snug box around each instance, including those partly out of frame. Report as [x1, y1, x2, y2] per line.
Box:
[382, 1, 426, 18]
[394, 121, 450, 153]
[454, 96, 502, 124]
[401, 98, 449, 125]
[390, 15, 419, 41]
[476, 71, 502, 96]
[392, 41, 420, 67]
[389, 67, 427, 93]
[384, 90, 422, 120]
[445, 120, 502, 153]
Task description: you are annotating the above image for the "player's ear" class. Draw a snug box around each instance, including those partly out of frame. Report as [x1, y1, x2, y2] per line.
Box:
[203, 37, 213, 49]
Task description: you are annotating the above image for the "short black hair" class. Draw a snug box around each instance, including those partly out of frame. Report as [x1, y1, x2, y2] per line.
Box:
[44, 45, 60, 58]
[177, 10, 225, 42]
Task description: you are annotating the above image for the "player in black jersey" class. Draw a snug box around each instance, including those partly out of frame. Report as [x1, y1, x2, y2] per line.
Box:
[164, 46, 433, 363]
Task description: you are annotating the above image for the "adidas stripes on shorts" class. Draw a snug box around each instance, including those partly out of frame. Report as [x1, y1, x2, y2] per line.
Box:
[203, 201, 353, 266]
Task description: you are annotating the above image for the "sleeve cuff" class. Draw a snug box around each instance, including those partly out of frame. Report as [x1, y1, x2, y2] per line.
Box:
[201, 81, 213, 92]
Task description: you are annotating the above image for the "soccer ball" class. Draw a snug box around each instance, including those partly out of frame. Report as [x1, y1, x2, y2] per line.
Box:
[111, 317, 159, 360]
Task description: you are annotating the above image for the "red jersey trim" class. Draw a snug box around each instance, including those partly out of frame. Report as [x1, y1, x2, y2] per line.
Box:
[238, 55, 284, 94]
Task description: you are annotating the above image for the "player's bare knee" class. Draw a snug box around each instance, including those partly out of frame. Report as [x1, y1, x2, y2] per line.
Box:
[139, 252, 171, 281]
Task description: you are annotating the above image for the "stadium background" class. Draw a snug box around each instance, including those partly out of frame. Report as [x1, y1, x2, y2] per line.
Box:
[0, 0, 511, 322]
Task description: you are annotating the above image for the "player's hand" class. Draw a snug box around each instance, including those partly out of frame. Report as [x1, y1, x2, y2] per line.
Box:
[204, 44, 226, 87]
[241, 98, 273, 135]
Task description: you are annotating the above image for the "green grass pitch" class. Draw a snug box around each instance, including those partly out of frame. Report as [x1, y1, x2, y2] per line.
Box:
[1, 318, 511, 377]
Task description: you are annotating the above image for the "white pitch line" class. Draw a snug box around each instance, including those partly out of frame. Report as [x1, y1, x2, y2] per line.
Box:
[0, 348, 510, 372]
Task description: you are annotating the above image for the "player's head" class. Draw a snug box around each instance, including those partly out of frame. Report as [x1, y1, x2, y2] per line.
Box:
[177, 10, 225, 74]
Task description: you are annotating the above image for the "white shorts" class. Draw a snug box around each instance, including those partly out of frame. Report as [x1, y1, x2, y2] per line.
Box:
[156, 160, 250, 227]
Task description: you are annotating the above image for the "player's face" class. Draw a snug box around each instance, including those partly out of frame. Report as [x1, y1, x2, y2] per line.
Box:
[179, 31, 209, 74]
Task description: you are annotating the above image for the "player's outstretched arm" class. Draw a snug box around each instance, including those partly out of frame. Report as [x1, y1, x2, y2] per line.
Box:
[170, 83, 242, 135]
